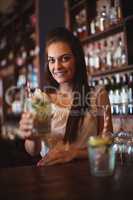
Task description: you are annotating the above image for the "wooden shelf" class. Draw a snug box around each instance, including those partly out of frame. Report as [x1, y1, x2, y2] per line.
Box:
[81, 22, 123, 44]
[113, 115, 133, 118]
[88, 65, 133, 78]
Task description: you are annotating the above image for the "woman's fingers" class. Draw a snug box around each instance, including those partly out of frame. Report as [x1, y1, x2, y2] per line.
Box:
[37, 146, 74, 167]
[37, 148, 61, 166]
[37, 154, 64, 166]
[38, 158, 64, 166]
[19, 112, 35, 139]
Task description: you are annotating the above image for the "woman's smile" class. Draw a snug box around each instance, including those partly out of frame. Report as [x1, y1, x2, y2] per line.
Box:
[53, 70, 68, 77]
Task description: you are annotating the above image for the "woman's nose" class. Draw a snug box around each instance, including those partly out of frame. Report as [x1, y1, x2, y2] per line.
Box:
[54, 59, 62, 70]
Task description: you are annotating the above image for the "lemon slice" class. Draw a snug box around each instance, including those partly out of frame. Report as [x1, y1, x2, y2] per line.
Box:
[88, 136, 112, 147]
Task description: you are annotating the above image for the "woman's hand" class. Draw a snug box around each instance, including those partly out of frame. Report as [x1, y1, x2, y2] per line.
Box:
[37, 142, 78, 166]
[19, 112, 42, 156]
[19, 112, 35, 140]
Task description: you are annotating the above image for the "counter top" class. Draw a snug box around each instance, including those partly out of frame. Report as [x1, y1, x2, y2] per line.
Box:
[0, 160, 133, 200]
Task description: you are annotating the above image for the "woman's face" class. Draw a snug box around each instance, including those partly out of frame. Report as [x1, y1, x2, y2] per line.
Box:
[47, 42, 76, 85]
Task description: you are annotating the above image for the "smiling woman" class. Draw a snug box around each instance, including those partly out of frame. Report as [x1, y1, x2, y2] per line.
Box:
[19, 27, 113, 166]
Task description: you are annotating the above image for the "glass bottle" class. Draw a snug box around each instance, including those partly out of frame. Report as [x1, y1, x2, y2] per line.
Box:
[101, 40, 108, 71]
[90, 19, 96, 35]
[88, 44, 95, 74]
[128, 73, 133, 115]
[115, 0, 122, 21]
[109, 6, 117, 25]
[99, 5, 108, 31]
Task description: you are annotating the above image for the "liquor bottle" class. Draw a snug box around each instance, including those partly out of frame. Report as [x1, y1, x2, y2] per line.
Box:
[114, 89, 121, 115]
[106, 39, 113, 70]
[109, 88, 115, 115]
[120, 35, 127, 66]
[109, 6, 117, 25]
[93, 42, 101, 71]
[119, 74, 128, 115]
[115, 73, 121, 91]
[120, 87, 128, 115]
[103, 77, 111, 91]
[128, 73, 133, 114]
[83, 44, 89, 67]
[98, 78, 104, 86]
[109, 39, 116, 68]
[110, 74, 121, 115]
[114, 35, 125, 68]
[88, 43, 95, 74]
[99, 5, 108, 31]
[101, 40, 107, 71]
[90, 19, 96, 35]
[115, 0, 122, 21]
[95, 14, 100, 33]
[108, 75, 117, 114]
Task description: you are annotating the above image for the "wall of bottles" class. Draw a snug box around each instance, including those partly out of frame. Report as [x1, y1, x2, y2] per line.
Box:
[90, 0, 122, 35]
[83, 31, 127, 74]
[89, 72, 133, 115]
[66, 0, 133, 122]
[69, 0, 122, 40]
[0, 0, 39, 119]
[0, 1, 39, 89]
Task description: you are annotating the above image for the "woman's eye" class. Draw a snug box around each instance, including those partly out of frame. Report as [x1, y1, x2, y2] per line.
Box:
[62, 55, 71, 62]
[48, 58, 55, 64]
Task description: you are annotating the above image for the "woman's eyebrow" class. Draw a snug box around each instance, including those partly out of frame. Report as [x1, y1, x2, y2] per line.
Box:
[48, 53, 73, 59]
[48, 56, 54, 59]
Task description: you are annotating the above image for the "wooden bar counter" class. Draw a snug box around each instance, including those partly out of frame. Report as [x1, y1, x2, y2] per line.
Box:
[0, 160, 133, 200]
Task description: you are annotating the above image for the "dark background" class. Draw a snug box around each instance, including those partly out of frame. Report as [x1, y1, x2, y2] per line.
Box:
[38, 0, 65, 89]
[0, 0, 65, 168]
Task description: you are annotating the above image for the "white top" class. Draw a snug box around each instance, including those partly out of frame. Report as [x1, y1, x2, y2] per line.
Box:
[40, 86, 112, 157]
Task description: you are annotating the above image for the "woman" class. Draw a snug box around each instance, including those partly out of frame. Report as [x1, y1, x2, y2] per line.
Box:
[19, 27, 113, 166]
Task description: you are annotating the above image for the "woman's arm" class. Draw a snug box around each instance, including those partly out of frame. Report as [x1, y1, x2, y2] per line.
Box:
[19, 112, 42, 156]
[37, 142, 88, 166]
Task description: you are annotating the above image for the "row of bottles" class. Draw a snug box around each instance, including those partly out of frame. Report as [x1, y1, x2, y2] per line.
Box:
[89, 72, 133, 115]
[0, 1, 39, 118]
[0, 14, 38, 68]
[84, 32, 127, 73]
[90, 0, 122, 35]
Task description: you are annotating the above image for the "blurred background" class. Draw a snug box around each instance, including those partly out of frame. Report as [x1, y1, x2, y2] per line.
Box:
[0, 0, 133, 167]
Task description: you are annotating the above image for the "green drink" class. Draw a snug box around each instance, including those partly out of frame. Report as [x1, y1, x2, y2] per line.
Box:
[24, 88, 51, 138]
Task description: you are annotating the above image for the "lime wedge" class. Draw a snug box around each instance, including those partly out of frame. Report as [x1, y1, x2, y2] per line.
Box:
[88, 136, 112, 147]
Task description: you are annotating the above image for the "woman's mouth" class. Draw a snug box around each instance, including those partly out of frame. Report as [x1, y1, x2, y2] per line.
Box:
[54, 71, 67, 77]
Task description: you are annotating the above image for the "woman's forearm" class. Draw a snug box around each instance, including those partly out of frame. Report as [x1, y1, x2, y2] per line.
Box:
[74, 147, 88, 160]
[24, 138, 41, 156]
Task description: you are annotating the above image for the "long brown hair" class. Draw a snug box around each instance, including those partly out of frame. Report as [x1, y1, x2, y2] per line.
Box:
[44, 27, 90, 143]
